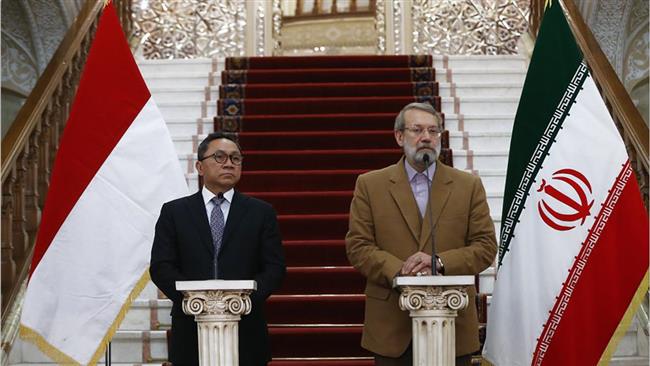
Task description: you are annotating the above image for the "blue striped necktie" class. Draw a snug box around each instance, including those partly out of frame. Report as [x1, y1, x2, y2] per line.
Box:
[210, 195, 225, 278]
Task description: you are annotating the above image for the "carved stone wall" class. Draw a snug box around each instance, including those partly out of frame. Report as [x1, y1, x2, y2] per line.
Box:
[280, 17, 377, 55]
[576, 0, 649, 124]
[132, 0, 247, 59]
[409, 0, 530, 55]
[1, 0, 84, 137]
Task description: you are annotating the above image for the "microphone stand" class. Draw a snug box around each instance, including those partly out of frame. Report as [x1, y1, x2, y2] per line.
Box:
[422, 154, 438, 275]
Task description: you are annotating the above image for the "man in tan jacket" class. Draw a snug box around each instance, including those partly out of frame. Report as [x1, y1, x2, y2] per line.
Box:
[346, 102, 497, 366]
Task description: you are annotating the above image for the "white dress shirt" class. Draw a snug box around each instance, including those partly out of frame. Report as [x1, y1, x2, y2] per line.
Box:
[202, 186, 234, 225]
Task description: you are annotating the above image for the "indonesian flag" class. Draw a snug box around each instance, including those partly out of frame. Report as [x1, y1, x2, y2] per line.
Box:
[19, 3, 188, 364]
[483, 2, 648, 365]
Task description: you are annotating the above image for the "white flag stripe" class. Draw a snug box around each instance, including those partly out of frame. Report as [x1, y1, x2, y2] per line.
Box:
[21, 97, 188, 363]
[487, 74, 628, 364]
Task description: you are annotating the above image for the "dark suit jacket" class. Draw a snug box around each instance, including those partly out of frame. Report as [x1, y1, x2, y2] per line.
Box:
[150, 190, 286, 366]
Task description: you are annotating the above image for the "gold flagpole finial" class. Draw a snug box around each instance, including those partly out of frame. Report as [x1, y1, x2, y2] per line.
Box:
[103, 0, 111, 8]
[544, 0, 553, 8]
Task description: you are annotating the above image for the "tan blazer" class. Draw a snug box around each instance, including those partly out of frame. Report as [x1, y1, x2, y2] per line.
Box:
[345, 157, 497, 357]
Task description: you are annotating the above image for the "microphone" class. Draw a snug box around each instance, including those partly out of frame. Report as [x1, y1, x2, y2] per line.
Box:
[422, 154, 438, 275]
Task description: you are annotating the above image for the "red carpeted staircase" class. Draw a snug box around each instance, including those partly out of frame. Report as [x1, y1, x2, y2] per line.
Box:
[215, 55, 450, 365]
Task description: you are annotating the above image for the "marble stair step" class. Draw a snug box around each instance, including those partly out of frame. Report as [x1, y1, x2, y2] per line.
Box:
[162, 117, 213, 136]
[609, 356, 650, 366]
[450, 131, 511, 150]
[161, 97, 519, 121]
[138, 57, 214, 75]
[14, 330, 168, 364]
[14, 314, 646, 365]
[440, 82, 523, 98]
[183, 167, 506, 195]
[471, 169, 507, 193]
[150, 86, 209, 103]
[121, 299, 172, 331]
[182, 165, 507, 195]
[449, 150, 509, 171]
[143, 71, 215, 89]
[431, 55, 527, 70]
[445, 114, 515, 133]
[439, 68, 527, 83]
[443, 97, 520, 115]
[168, 113, 516, 137]
[135, 280, 162, 301]
[209, 69, 526, 86]
[156, 100, 208, 120]
[140, 55, 528, 74]
[175, 149, 509, 175]
[206, 81, 523, 100]
[183, 131, 511, 155]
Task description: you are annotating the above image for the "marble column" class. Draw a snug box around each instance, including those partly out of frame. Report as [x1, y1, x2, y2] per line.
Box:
[177, 280, 257, 366]
[393, 276, 473, 366]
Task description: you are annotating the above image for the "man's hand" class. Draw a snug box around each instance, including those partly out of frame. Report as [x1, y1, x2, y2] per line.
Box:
[401, 251, 433, 276]
[400, 252, 446, 276]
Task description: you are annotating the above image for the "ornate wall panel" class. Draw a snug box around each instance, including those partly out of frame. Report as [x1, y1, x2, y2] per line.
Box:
[623, 0, 648, 90]
[132, 0, 247, 59]
[1, 0, 83, 135]
[271, 0, 282, 55]
[410, 0, 530, 55]
[575, 0, 648, 123]
[584, 0, 630, 75]
[1, 38, 38, 95]
[27, 0, 69, 69]
[375, 0, 386, 53]
[280, 17, 376, 55]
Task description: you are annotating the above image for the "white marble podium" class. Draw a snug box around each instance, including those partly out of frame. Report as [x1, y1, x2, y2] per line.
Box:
[393, 276, 474, 366]
[176, 280, 257, 366]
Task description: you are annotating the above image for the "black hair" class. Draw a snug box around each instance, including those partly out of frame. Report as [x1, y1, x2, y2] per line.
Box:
[197, 132, 242, 161]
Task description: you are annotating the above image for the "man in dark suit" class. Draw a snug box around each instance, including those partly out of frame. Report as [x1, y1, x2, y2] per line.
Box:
[150, 132, 286, 366]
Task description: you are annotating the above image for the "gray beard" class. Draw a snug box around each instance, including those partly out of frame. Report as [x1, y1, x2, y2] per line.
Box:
[405, 143, 439, 165]
[414, 149, 436, 165]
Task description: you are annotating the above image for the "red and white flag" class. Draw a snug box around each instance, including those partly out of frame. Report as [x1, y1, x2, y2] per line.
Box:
[483, 3, 648, 365]
[19, 3, 188, 364]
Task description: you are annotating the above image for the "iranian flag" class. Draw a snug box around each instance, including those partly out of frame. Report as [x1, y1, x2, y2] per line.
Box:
[19, 3, 188, 364]
[483, 2, 648, 365]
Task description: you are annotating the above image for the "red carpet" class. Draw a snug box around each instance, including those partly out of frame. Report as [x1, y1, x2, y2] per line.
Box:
[237, 130, 450, 151]
[218, 96, 441, 116]
[216, 112, 446, 132]
[220, 81, 439, 99]
[215, 55, 451, 365]
[226, 55, 432, 69]
[222, 67, 436, 84]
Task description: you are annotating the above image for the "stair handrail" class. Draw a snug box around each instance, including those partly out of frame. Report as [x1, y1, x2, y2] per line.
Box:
[0, 0, 130, 360]
[530, 0, 649, 206]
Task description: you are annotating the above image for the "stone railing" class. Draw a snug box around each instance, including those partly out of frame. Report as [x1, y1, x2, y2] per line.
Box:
[0, 0, 132, 359]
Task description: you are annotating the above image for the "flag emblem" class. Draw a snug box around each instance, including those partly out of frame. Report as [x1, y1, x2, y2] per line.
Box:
[536, 168, 593, 231]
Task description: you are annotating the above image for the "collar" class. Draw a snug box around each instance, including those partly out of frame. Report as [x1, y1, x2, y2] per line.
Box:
[202, 186, 234, 206]
[404, 158, 436, 182]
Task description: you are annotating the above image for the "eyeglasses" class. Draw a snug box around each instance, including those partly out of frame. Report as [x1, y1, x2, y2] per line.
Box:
[199, 150, 244, 166]
[401, 126, 442, 137]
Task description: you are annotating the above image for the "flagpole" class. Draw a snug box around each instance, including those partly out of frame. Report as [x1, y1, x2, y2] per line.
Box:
[105, 341, 111, 366]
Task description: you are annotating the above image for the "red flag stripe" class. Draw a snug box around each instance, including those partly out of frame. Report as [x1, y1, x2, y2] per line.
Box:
[30, 3, 150, 274]
[533, 162, 649, 365]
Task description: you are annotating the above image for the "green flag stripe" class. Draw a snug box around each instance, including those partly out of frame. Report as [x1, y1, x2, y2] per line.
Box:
[498, 3, 584, 264]
[498, 61, 590, 265]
